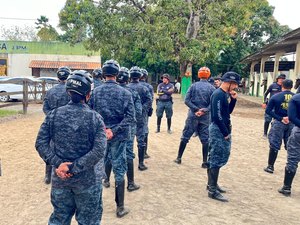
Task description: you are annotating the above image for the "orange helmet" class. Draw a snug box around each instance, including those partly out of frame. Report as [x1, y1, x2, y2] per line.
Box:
[198, 67, 211, 79]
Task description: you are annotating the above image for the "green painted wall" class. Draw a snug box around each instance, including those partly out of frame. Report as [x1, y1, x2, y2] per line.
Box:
[0, 41, 100, 56]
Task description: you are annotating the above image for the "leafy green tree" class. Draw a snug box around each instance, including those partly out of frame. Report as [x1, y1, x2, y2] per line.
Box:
[35, 16, 59, 41]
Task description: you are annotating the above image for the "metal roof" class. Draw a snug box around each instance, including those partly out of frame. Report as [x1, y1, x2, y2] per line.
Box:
[29, 60, 101, 70]
[241, 27, 300, 63]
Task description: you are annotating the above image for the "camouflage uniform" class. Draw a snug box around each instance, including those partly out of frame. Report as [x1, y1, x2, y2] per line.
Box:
[94, 79, 103, 89]
[42, 81, 70, 184]
[120, 83, 143, 161]
[35, 102, 107, 224]
[181, 80, 215, 144]
[140, 80, 154, 134]
[43, 82, 70, 114]
[127, 81, 151, 150]
[92, 80, 135, 183]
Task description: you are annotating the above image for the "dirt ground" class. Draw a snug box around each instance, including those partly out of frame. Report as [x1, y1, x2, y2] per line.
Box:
[1, 94, 300, 225]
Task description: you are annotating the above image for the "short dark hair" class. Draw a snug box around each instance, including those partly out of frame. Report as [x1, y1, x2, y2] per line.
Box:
[282, 79, 293, 89]
[69, 91, 85, 103]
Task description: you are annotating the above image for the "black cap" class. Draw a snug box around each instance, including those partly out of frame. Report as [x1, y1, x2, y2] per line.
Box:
[277, 74, 286, 80]
[221, 72, 241, 84]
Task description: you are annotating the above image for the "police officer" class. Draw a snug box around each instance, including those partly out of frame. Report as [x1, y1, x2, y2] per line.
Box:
[278, 93, 300, 196]
[214, 77, 221, 88]
[264, 79, 294, 173]
[104, 67, 141, 191]
[174, 67, 215, 168]
[156, 74, 174, 133]
[92, 68, 103, 88]
[128, 66, 152, 171]
[92, 60, 135, 217]
[36, 70, 106, 224]
[207, 71, 240, 202]
[140, 69, 154, 158]
[42, 66, 71, 184]
[262, 74, 286, 137]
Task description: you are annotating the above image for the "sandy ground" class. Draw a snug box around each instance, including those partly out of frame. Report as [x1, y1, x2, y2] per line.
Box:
[0, 94, 300, 225]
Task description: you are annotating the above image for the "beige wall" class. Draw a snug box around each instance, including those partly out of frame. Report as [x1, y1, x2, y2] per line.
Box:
[6, 54, 101, 77]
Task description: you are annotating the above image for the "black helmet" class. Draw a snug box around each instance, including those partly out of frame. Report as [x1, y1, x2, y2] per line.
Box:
[276, 74, 286, 80]
[66, 70, 93, 96]
[57, 66, 71, 80]
[92, 68, 103, 79]
[141, 69, 148, 79]
[130, 66, 142, 79]
[221, 71, 241, 84]
[117, 67, 130, 83]
[102, 59, 120, 77]
[208, 78, 214, 85]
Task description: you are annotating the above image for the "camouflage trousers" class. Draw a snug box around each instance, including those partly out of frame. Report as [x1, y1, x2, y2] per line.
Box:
[136, 115, 147, 149]
[105, 140, 127, 184]
[208, 123, 232, 169]
[181, 114, 209, 144]
[49, 184, 103, 225]
[264, 111, 272, 123]
[268, 120, 294, 150]
[286, 126, 300, 173]
[126, 126, 136, 160]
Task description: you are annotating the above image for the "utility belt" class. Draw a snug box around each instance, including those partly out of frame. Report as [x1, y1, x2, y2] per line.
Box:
[157, 97, 172, 102]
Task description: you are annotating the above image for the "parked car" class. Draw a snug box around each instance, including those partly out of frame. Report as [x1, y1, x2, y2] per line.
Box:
[0, 76, 58, 102]
[0, 77, 24, 102]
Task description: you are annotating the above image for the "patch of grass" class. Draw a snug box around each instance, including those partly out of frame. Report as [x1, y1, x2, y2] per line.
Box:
[0, 109, 21, 117]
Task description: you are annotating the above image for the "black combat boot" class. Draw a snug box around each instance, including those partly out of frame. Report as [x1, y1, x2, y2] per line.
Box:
[127, 160, 140, 192]
[201, 143, 209, 168]
[263, 121, 270, 137]
[144, 134, 150, 159]
[174, 141, 187, 164]
[155, 117, 162, 133]
[103, 162, 112, 188]
[264, 148, 278, 173]
[44, 164, 52, 184]
[208, 167, 228, 202]
[138, 146, 148, 171]
[206, 167, 226, 193]
[115, 180, 130, 218]
[278, 167, 296, 196]
[167, 118, 172, 134]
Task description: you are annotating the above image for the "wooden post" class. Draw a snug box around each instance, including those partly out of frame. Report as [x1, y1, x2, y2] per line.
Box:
[294, 42, 300, 77]
[273, 52, 285, 81]
[41, 81, 46, 100]
[22, 80, 28, 114]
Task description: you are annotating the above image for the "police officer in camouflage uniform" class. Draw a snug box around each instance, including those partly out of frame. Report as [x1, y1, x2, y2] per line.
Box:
[156, 74, 174, 134]
[278, 93, 300, 196]
[140, 69, 154, 159]
[174, 67, 215, 167]
[128, 66, 152, 171]
[103, 67, 141, 192]
[92, 60, 135, 217]
[262, 74, 286, 137]
[264, 79, 295, 174]
[36, 70, 107, 224]
[42, 66, 71, 184]
[92, 68, 104, 88]
[207, 71, 240, 202]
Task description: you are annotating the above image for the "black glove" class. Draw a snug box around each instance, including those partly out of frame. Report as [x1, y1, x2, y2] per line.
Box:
[148, 108, 153, 117]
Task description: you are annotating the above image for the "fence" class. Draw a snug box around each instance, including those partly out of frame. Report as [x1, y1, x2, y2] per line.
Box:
[0, 79, 56, 114]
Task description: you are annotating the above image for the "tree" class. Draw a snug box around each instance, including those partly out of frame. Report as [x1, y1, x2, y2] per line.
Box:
[35, 16, 59, 41]
[58, 0, 284, 79]
[216, 2, 291, 77]
[0, 25, 38, 41]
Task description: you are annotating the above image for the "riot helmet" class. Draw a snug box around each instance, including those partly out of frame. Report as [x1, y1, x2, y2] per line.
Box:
[66, 70, 92, 96]
[57, 66, 71, 81]
[92, 68, 103, 79]
[129, 66, 142, 79]
[102, 59, 120, 77]
[117, 67, 130, 83]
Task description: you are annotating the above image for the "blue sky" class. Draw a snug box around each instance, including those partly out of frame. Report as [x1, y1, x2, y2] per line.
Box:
[0, 0, 299, 30]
